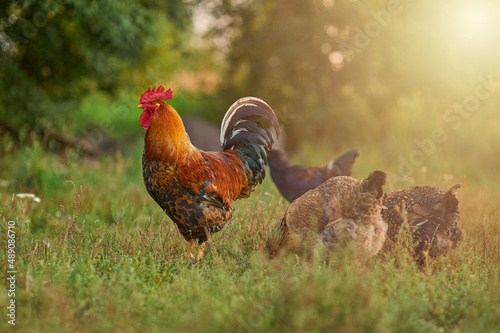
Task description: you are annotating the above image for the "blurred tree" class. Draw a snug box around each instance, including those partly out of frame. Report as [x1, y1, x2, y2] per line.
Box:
[196, 0, 500, 152]
[196, 0, 388, 151]
[0, 0, 191, 139]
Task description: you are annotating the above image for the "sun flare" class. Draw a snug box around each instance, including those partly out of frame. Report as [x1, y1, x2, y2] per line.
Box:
[446, 2, 500, 45]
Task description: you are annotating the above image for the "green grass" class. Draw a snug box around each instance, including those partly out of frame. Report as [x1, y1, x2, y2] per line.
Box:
[1, 130, 500, 332]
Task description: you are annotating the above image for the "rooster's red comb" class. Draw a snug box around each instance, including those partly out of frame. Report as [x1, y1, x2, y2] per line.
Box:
[140, 85, 174, 104]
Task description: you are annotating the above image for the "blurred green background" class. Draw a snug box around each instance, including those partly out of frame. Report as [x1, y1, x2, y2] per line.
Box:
[1, 0, 500, 182]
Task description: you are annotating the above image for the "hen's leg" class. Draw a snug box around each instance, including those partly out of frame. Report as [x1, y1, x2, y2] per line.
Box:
[196, 242, 205, 261]
[184, 239, 196, 261]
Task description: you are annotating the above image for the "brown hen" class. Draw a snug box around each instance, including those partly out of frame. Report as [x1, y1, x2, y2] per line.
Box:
[266, 171, 387, 259]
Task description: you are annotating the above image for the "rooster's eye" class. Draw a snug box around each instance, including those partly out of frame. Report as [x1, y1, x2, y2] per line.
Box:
[150, 102, 154, 105]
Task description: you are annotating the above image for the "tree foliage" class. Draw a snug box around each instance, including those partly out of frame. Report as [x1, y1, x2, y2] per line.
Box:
[0, 0, 190, 132]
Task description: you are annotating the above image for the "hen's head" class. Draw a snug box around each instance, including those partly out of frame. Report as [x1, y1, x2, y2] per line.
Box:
[137, 85, 173, 130]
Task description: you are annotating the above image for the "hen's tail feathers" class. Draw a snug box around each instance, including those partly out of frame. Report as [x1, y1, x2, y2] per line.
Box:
[327, 149, 359, 176]
[363, 170, 387, 200]
[266, 218, 288, 254]
[221, 97, 280, 186]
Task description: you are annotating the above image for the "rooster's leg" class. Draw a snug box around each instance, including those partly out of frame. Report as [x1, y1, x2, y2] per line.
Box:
[196, 242, 205, 261]
[184, 239, 196, 261]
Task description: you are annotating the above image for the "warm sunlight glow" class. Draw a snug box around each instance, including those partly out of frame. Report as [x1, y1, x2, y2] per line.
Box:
[447, 2, 499, 46]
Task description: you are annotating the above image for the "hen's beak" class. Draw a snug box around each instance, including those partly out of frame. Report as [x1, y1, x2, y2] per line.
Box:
[137, 104, 143, 109]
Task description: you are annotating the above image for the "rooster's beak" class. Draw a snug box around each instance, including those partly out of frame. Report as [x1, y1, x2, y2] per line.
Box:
[137, 104, 143, 109]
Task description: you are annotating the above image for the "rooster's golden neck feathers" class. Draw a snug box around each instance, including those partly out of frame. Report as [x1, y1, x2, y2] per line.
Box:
[144, 102, 200, 164]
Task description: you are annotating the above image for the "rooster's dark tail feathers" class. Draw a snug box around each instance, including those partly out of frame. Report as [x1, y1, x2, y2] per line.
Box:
[221, 97, 280, 186]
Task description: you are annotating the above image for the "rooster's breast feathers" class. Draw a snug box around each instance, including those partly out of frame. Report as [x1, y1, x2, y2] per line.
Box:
[176, 150, 249, 209]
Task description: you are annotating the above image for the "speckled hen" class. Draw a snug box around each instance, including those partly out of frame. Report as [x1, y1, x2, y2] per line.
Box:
[382, 184, 463, 263]
[266, 171, 387, 259]
[138, 85, 280, 260]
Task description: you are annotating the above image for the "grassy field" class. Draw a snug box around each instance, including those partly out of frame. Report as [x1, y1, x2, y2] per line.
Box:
[1, 108, 500, 332]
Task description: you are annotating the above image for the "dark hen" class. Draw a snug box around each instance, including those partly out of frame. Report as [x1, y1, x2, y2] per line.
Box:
[382, 184, 463, 263]
[267, 149, 359, 202]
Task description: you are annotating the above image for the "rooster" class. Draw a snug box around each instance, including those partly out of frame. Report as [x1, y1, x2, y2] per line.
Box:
[267, 149, 359, 202]
[266, 171, 387, 259]
[137, 86, 280, 260]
